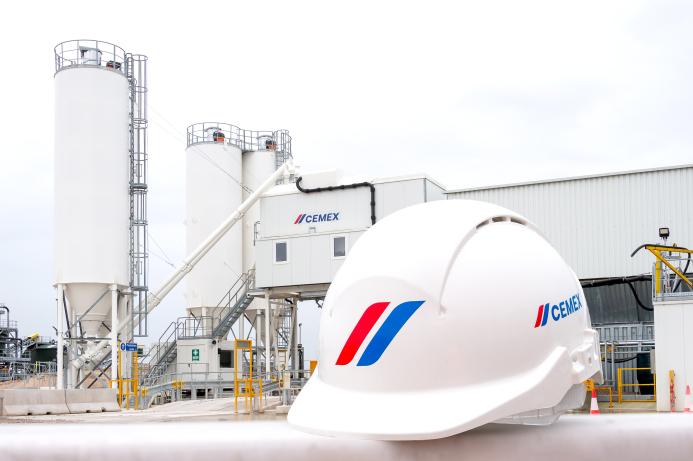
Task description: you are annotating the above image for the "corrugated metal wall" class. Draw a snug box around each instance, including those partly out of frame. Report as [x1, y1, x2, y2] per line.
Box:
[583, 281, 653, 324]
[446, 166, 693, 278]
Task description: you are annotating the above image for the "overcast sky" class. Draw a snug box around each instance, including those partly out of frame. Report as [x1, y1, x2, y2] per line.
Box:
[0, 1, 691, 360]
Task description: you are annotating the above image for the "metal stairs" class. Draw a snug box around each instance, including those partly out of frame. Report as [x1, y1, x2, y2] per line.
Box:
[212, 293, 253, 338]
[141, 269, 256, 386]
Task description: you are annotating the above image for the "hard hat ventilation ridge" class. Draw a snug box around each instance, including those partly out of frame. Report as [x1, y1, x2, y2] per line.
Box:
[476, 215, 528, 230]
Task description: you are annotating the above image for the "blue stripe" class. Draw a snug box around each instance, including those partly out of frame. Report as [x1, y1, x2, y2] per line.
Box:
[357, 301, 424, 366]
[541, 301, 550, 326]
[298, 214, 306, 224]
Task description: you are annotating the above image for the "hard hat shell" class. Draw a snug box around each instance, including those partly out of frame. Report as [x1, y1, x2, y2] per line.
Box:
[288, 200, 602, 440]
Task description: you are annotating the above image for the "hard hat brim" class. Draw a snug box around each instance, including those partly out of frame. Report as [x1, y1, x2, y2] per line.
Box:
[288, 346, 589, 440]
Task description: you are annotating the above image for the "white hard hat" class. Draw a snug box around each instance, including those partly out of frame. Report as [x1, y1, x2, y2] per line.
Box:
[288, 200, 602, 440]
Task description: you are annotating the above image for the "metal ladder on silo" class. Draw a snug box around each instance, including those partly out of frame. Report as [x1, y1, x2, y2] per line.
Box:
[126, 53, 149, 337]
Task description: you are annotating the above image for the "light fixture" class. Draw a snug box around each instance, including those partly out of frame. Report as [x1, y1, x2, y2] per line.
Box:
[659, 227, 670, 242]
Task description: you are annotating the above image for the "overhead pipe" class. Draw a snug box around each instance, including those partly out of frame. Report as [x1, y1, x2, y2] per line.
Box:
[295, 176, 376, 225]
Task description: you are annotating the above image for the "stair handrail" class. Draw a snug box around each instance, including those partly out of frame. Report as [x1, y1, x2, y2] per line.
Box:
[211, 268, 256, 333]
[141, 269, 257, 385]
[141, 321, 178, 372]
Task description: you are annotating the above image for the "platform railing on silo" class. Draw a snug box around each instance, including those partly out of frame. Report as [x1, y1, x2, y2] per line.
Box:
[54, 39, 128, 74]
[185, 122, 293, 184]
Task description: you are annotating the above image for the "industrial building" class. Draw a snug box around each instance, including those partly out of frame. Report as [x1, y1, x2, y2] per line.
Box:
[447, 165, 693, 409]
[447, 165, 693, 279]
[447, 164, 693, 324]
[139, 158, 693, 409]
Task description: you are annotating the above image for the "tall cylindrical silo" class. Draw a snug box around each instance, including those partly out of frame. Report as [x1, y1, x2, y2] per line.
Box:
[54, 42, 130, 338]
[242, 130, 292, 351]
[185, 124, 243, 320]
[242, 146, 278, 274]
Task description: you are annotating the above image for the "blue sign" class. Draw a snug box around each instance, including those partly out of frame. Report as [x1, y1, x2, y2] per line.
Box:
[120, 342, 138, 352]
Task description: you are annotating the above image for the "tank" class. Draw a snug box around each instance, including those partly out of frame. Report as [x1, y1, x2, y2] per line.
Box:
[242, 130, 292, 350]
[242, 146, 278, 274]
[185, 123, 243, 318]
[54, 40, 130, 339]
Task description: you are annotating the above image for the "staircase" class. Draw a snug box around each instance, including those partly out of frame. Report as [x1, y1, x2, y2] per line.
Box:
[211, 268, 255, 338]
[140, 269, 256, 387]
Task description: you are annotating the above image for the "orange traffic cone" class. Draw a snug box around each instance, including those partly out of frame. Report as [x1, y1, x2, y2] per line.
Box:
[685, 385, 691, 413]
[590, 389, 600, 415]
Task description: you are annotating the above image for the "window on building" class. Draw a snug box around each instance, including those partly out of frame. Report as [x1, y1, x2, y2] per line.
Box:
[219, 349, 233, 368]
[275, 241, 288, 263]
[333, 236, 346, 258]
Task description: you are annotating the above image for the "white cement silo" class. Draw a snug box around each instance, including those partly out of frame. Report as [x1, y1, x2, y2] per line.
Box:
[241, 131, 291, 353]
[185, 124, 243, 321]
[54, 40, 131, 388]
[242, 146, 278, 274]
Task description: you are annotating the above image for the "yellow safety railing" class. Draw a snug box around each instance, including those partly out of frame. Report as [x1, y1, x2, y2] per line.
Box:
[234, 339, 263, 413]
[631, 244, 693, 295]
[617, 367, 656, 403]
[109, 342, 140, 410]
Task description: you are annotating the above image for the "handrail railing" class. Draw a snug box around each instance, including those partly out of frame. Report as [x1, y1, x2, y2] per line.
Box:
[212, 270, 250, 316]
[54, 39, 128, 74]
[141, 269, 256, 384]
[617, 367, 656, 403]
[186, 122, 292, 158]
[141, 321, 179, 374]
[631, 244, 693, 300]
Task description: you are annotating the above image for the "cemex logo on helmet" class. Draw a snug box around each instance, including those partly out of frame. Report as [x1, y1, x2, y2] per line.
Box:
[335, 301, 424, 367]
[534, 293, 583, 328]
[293, 212, 340, 224]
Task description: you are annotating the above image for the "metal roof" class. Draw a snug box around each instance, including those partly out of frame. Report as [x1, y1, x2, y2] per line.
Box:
[446, 163, 693, 194]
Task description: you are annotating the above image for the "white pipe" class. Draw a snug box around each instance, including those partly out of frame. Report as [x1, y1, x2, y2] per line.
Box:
[291, 300, 298, 373]
[69, 299, 77, 388]
[272, 306, 279, 372]
[76, 162, 294, 375]
[147, 161, 294, 314]
[73, 339, 110, 370]
[56, 284, 64, 389]
[265, 292, 271, 379]
[110, 284, 118, 383]
[285, 301, 294, 372]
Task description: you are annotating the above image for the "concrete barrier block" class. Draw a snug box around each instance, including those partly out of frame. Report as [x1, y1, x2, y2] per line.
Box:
[0, 389, 70, 416]
[65, 388, 120, 413]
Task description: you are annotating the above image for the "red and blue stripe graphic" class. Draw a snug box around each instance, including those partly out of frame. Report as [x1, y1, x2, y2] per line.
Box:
[336, 300, 425, 366]
[534, 303, 550, 328]
[294, 214, 306, 224]
[534, 294, 583, 328]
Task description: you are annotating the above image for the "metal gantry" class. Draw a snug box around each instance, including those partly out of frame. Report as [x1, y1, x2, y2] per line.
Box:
[0, 304, 27, 380]
[136, 268, 311, 409]
[630, 244, 693, 301]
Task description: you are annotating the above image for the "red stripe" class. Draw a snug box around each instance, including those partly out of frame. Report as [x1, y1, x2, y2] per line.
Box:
[293, 214, 303, 224]
[534, 304, 545, 328]
[335, 302, 390, 365]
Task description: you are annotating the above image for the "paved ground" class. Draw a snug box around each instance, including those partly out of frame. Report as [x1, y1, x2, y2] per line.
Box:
[0, 396, 654, 424]
[0, 397, 285, 424]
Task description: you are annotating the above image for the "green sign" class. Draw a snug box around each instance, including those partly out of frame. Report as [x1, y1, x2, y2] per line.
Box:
[192, 348, 200, 362]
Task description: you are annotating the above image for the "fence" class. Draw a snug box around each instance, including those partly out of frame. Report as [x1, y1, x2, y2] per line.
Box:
[594, 323, 655, 403]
